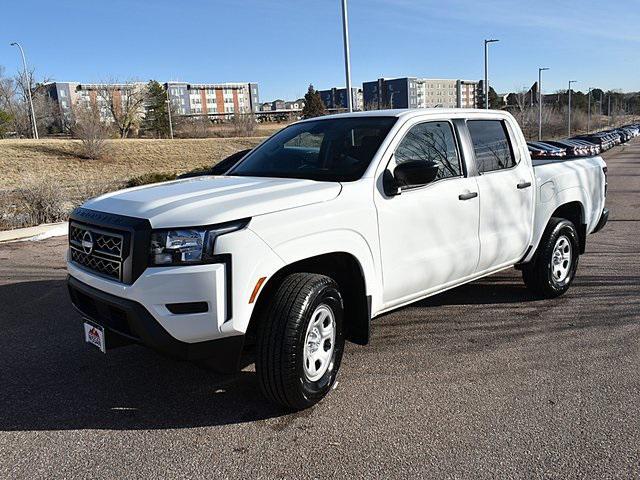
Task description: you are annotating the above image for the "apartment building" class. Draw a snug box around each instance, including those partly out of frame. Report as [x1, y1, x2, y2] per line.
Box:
[363, 77, 479, 110]
[260, 99, 305, 112]
[165, 82, 259, 115]
[44, 81, 260, 123]
[44, 81, 147, 125]
[318, 87, 363, 111]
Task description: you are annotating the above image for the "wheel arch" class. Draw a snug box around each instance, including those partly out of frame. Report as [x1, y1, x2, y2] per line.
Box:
[551, 201, 586, 253]
[523, 198, 587, 265]
[246, 251, 372, 347]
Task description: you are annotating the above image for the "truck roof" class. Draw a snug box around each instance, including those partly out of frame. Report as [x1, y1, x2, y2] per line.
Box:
[299, 108, 511, 123]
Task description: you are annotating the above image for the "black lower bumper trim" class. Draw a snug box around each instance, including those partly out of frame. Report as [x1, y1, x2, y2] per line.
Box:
[67, 275, 244, 372]
[592, 207, 609, 234]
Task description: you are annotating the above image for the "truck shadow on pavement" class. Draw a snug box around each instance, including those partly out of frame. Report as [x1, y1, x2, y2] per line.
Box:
[0, 280, 286, 431]
[1, 270, 637, 431]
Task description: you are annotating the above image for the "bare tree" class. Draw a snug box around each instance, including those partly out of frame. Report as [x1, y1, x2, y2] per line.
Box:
[72, 102, 109, 159]
[230, 112, 257, 137]
[0, 66, 27, 136]
[0, 66, 59, 136]
[95, 81, 147, 138]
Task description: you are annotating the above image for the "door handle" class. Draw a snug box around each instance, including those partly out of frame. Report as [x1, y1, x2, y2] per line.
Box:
[517, 181, 532, 189]
[458, 191, 478, 200]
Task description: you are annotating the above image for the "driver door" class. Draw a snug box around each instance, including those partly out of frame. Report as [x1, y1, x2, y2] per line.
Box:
[374, 120, 480, 307]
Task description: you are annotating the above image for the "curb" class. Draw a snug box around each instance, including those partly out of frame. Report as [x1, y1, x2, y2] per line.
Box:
[0, 222, 68, 243]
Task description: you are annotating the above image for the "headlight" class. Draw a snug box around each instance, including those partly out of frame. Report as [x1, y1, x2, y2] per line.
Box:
[149, 219, 249, 266]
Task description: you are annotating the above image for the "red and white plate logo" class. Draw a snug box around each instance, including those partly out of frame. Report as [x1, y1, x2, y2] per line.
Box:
[84, 322, 105, 353]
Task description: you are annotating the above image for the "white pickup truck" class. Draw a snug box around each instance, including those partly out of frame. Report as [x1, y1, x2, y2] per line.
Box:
[67, 109, 608, 410]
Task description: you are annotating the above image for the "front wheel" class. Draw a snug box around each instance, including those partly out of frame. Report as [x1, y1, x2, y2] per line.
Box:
[256, 273, 345, 410]
[522, 217, 580, 298]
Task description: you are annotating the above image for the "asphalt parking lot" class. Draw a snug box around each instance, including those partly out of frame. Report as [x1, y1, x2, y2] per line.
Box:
[1, 141, 639, 479]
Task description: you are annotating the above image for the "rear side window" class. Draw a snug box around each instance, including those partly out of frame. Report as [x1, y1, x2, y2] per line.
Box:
[395, 121, 462, 180]
[467, 120, 516, 173]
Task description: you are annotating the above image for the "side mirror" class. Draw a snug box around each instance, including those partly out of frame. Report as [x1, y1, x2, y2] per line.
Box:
[393, 160, 439, 188]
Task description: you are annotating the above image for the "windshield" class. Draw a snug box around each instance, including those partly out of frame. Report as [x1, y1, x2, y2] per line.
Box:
[228, 116, 397, 182]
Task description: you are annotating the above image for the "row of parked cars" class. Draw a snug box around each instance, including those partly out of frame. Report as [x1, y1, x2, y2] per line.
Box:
[527, 124, 640, 159]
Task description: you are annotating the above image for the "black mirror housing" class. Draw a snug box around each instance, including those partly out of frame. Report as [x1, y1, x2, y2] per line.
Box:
[393, 160, 439, 188]
[382, 169, 400, 196]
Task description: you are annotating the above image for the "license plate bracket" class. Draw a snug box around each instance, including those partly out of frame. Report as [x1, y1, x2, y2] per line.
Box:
[83, 321, 106, 353]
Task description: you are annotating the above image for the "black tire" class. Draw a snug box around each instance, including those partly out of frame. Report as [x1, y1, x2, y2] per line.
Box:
[522, 217, 580, 298]
[256, 273, 345, 410]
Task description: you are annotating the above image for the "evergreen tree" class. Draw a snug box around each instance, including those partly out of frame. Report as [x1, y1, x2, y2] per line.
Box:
[144, 80, 170, 137]
[488, 87, 504, 109]
[302, 84, 326, 118]
[0, 109, 13, 138]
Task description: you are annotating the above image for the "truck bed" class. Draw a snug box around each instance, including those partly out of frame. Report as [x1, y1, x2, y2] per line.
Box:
[531, 154, 606, 239]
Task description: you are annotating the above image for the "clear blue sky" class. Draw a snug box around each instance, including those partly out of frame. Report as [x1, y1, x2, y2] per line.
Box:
[2, 0, 638, 101]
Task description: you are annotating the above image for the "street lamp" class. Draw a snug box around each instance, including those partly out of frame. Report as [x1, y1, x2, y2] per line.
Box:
[484, 39, 499, 109]
[165, 86, 174, 139]
[587, 87, 592, 133]
[10, 42, 38, 139]
[538, 67, 549, 140]
[341, 0, 353, 112]
[568, 80, 577, 137]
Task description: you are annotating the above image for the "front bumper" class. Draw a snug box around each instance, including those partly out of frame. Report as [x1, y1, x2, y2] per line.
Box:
[67, 257, 232, 343]
[68, 275, 244, 372]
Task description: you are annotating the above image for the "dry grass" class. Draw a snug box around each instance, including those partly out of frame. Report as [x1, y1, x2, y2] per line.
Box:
[1, 137, 265, 190]
[0, 136, 271, 229]
[174, 120, 288, 139]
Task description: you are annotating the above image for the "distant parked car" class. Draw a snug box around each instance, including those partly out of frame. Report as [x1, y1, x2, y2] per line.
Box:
[574, 133, 613, 151]
[527, 141, 566, 159]
[569, 139, 601, 156]
[613, 129, 630, 143]
[527, 143, 546, 158]
[544, 140, 590, 157]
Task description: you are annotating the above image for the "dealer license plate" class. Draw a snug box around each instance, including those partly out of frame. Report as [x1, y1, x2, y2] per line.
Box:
[84, 322, 106, 353]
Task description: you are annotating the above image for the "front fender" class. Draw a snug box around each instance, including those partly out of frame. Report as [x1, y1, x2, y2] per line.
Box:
[270, 228, 380, 311]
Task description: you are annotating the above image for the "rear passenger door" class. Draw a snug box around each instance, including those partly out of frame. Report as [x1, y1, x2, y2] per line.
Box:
[468, 119, 535, 271]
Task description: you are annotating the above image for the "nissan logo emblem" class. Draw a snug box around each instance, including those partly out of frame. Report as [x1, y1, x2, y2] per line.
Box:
[81, 231, 94, 255]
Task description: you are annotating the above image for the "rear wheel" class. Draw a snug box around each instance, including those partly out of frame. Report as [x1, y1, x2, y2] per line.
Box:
[256, 273, 344, 410]
[522, 217, 580, 298]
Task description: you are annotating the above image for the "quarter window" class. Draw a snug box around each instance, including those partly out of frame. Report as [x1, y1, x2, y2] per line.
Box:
[467, 120, 516, 172]
[395, 121, 462, 180]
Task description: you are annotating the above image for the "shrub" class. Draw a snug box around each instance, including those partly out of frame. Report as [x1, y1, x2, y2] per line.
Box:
[72, 104, 109, 159]
[16, 177, 67, 226]
[126, 172, 177, 188]
[230, 113, 257, 137]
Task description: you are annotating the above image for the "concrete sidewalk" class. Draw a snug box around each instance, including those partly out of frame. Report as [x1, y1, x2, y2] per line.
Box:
[0, 222, 68, 243]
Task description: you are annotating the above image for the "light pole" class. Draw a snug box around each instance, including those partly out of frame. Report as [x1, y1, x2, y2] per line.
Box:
[10, 42, 38, 139]
[538, 67, 549, 140]
[484, 39, 499, 109]
[165, 86, 174, 139]
[567, 80, 577, 137]
[341, 0, 353, 112]
[587, 87, 592, 133]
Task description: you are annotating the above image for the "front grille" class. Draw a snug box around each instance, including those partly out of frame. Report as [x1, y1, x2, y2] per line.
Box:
[69, 222, 127, 281]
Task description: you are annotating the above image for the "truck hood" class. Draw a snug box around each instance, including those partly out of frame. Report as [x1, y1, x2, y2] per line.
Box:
[83, 175, 342, 228]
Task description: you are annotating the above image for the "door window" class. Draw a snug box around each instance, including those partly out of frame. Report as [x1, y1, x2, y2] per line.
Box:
[467, 120, 516, 173]
[394, 121, 462, 180]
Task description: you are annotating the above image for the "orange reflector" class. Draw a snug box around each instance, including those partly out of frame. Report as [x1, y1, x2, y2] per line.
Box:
[249, 276, 267, 304]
